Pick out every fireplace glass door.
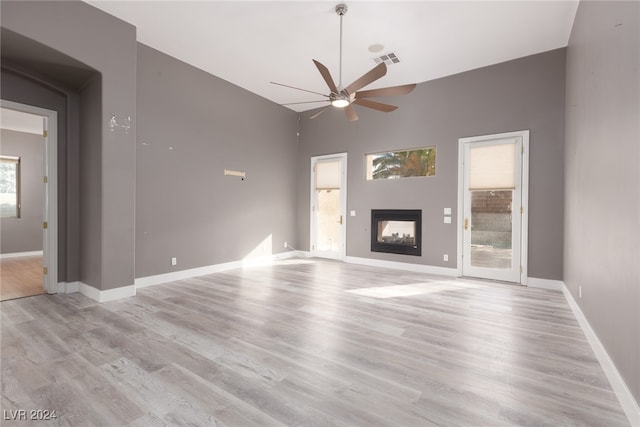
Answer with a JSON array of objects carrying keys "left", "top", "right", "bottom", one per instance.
[{"left": 371, "top": 210, "right": 421, "bottom": 256}]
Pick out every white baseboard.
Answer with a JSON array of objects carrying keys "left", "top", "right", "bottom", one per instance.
[
  {"left": 135, "top": 251, "right": 302, "bottom": 289},
  {"left": 78, "top": 282, "right": 136, "bottom": 302},
  {"left": 527, "top": 277, "right": 564, "bottom": 291},
  {"left": 0, "top": 250, "right": 43, "bottom": 259},
  {"left": 56, "top": 281, "right": 80, "bottom": 294},
  {"left": 345, "top": 256, "right": 458, "bottom": 277},
  {"left": 56, "top": 281, "right": 134, "bottom": 302},
  {"left": 562, "top": 284, "right": 640, "bottom": 425},
  {"left": 136, "top": 260, "right": 242, "bottom": 288}
]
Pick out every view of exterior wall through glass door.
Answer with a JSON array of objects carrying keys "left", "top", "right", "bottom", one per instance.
[
  {"left": 468, "top": 142, "right": 516, "bottom": 270},
  {"left": 315, "top": 159, "right": 342, "bottom": 253}
]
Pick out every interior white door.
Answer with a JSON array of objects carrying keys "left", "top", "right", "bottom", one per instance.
[
  {"left": 310, "top": 154, "right": 347, "bottom": 260},
  {"left": 1, "top": 100, "right": 58, "bottom": 293},
  {"left": 460, "top": 132, "right": 528, "bottom": 283}
]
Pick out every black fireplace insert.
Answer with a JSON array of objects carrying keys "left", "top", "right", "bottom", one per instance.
[{"left": 371, "top": 209, "right": 422, "bottom": 256}]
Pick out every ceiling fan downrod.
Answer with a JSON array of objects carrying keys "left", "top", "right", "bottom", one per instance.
[{"left": 336, "top": 3, "right": 348, "bottom": 90}]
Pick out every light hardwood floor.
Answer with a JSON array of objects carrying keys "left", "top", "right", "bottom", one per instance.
[
  {"left": 0, "top": 256, "right": 45, "bottom": 301},
  {"left": 0, "top": 259, "right": 630, "bottom": 426}
]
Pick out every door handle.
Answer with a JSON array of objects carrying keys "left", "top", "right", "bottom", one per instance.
[
  {"left": 338, "top": 215, "right": 343, "bottom": 225},
  {"left": 464, "top": 218, "right": 469, "bottom": 230}
]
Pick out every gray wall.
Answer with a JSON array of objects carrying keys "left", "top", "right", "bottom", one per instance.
[
  {"left": 2, "top": 1, "right": 137, "bottom": 290},
  {"left": 79, "top": 75, "right": 103, "bottom": 288},
  {"left": 0, "top": 129, "right": 44, "bottom": 254},
  {"left": 135, "top": 44, "right": 299, "bottom": 278},
  {"left": 564, "top": 1, "right": 640, "bottom": 404},
  {"left": 297, "top": 49, "right": 566, "bottom": 280}
]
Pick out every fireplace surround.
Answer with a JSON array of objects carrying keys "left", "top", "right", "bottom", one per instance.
[{"left": 371, "top": 209, "right": 422, "bottom": 256}]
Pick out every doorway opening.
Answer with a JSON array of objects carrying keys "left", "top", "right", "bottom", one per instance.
[
  {"left": 310, "top": 153, "right": 347, "bottom": 260},
  {"left": 0, "top": 100, "right": 57, "bottom": 300},
  {"left": 458, "top": 130, "right": 529, "bottom": 284}
]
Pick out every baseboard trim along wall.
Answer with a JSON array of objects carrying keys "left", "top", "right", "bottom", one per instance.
[
  {"left": 562, "top": 283, "right": 640, "bottom": 425},
  {"left": 58, "top": 281, "right": 136, "bottom": 303},
  {"left": 526, "top": 277, "right": 564, "bottom": 291},
  {"left": 135, "top": 250, "right": 304, "bottom": 289},
  {"left": 0, "top": 250, "right": 43, "bottom": 259},
  {"left": 345, "top": 256, "right": 459, "bottom": 277}
]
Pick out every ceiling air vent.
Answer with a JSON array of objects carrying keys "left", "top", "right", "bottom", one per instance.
[{"left": 373, "top": 52, "right": 400, "bottom": 65}]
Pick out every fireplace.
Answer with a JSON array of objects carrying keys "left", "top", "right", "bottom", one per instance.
[{"left": 371, "top": 209, "right": 422, "bottom": 256}]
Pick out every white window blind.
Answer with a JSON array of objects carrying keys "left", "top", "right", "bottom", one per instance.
[
  {"left": 0, "top": 155, "right": 20, "bottom": 218},
  {"left": 469, "top": 141, "right": 516, "bottom": 190},
  {"left": 315, "top": 160, "right": 341, "bottom": 190}
]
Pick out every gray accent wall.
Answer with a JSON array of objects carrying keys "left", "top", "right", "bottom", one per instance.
[
  {"left": 135, "top": 44, "right": 299, "bottom": 278},
  {"left": 564, "top": 1, "right": 640, "bottom": 404},
  {"left": 297, "top": 49, "right": 566, "bottom": 280},
  {"left": 0, "top": 129, "right": 44, "bottom": 254},
  {"left": 2, "top": 1, "right": 137, "bottom": 290}
]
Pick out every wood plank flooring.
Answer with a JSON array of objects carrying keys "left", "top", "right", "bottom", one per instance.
[
  {"left": 0, "top": 256, "right": 45, "bottom": 301},
  {"left": 0, "top": 259, "right": 630, "bottom": 426}
]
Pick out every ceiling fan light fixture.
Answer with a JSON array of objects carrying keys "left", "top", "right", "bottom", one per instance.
[
  {"left": 330, "top": 92, "right": 350, "bottom": 108},
  {"left": 331, "top": 99, "right": 350, "bottom": 108}
]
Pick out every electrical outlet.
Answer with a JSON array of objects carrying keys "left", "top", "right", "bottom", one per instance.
[
  {"left": 171, "top": 257, "right": 177, "bottom": 266},
  {"left": 284, "top": 242, "right": 288, "bottom": 248},
  {"left": 443, "top": 254, "right": 448, "bottom": 262}
]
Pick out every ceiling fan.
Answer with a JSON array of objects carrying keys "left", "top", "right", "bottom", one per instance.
[{"left": 271, "top": 3, "right": 417, "bottom": 122}]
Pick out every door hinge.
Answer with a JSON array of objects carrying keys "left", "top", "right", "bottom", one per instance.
[
  {"left": 43, "top": 130, "right": 48, "bottom": 138},
  {"left": 43, "top": 267, "right": 48, "bottom": 275},
  {"left": 520, "top": 265, "right": 523, "bottom": 273},
  {"left": 520, "top": 206, "right": 524, "bottom": 214},
  {"left": 43, "top": 176, "right": 48, "bottom": 184},
  {"left": 521, "top": 145, "right": 524, "bottom": 154},
  {"left": 43, "top": 221, "right": 48, "bottom": 229}
]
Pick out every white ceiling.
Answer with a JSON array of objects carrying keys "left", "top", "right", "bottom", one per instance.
[{"left": 86, "top": 1, "right": 579, "bottom": 112}]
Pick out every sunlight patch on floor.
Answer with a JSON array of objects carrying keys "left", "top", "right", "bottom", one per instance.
[{"left": 346, "top": 280, "right": 487, "bottom": 299}]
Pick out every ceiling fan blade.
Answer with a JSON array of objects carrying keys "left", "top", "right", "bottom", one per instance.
[
  {"left": 282, "top": 100, "right": 330, "bottom": 106},
  {"left": 312, "top": 60, "right": 338, "bottom": 94},
  {"left": 343, "top": 62, "right": 387, "bottom": 95},
  {"left": 344, "top": 105, "right": 358, "bottom": 122},
  {"left": 270, "top": 81, "right": 328, "bottom": 97},
  {"left": 309, "top": 106, "right": 331, "bottom": 120},
  {"left": 353, "top": 98, "right": 397, "bottom": 112},
  {"left": 355, "top": 83, "right": 417, "bottom": 99}
]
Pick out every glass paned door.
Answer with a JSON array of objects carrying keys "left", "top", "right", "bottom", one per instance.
[
  {"left": 311, "top": 154, "right": 347, "bottom": 260},
  {"left": 462, "top": 135, "right": 525, "bottom": 283}
]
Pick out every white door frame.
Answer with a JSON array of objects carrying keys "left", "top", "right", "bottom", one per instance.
[
  {"left": 1, "top": 99, "right": 58, "bottom": 293},
  {"left": 310, "top": 153, "right": 347, "bottom": 261},
  {"left": 457, "top": 130, "right": 529, "bottom": 284}
]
